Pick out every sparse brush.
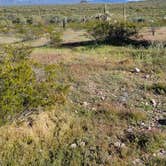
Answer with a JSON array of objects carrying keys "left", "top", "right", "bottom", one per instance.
[{"left": 147, "top": 83, "right": 166, "bottom": 95}]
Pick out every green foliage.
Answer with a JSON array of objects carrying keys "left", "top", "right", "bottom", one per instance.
[
  {"left": 49, "top": 31, "right": 62, "bottom": 47},
  {"left": 26, "top": 17, "right": 33, "bottom": 24},
  {"left": 88, "top": 21, "right": 138, "bottom": 43},
  {"left": 0, "top": 46, "right": 68, "bottom": 125}
]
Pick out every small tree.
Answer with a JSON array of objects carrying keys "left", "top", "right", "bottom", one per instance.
[{"left": 88, "top": 21, "right": 138, "bottom": 43}]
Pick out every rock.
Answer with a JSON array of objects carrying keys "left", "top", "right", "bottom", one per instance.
[
  {"left": 145, "top": 74, "right": 150, "bottom": 79},
  {"left": 121, "top": 143, "right": 126, "bottom": 148},
  {"left": 140, "top": 122, "right": 145, "bottom": 127},
  {"left": 114, "top": 142, "right": 121, "bottom": 148},
  {"left": 119, "top": 96, "right": 127, "bottom": 103},
  {"left": 101, "top": 96, "right": 105, "bottom": 101},
  {"left": 80, "top": 141, "right": 86, "bottom": 147},
  {"left": 127, "top": 128, "right": 133, "bottom": 133},
  {"left": 153, "top": 153, "right": 157, "bottom": 157},
  {"left": 119, "top": 92, "right": 129, "bottom": 103},
  {"left": 150, "top": 99, "right": 157, "bottom": 107},
  {"left": 155, "top": 150, "right": 166, "bottom": 158},
  {"left": 114, "top": 142, "right": 125, "bottom": 148},
  {"left": 145, "top": 102, "right": 149, "bottom": 106},
  {"left": 92, "top": 107, "right": 96, "bottom": 111},
  {"left": 134, "top": 68, "right": 140, "bottom": 73},
  {"left": 75, "top": 110, "right": 78, "bottom": 114},
  {"left": 83, "top": 101, "right": 88, "bottom": 107},
  {"left": 70, "top": 143, "right": 77, "bottom": 149},
  {"left": 132, "top": 159, "right": 144, "bottom": 166}
]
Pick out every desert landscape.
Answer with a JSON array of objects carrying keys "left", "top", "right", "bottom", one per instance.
[{"left": 0, "top": 0, "right": 165, "bottom": 165}]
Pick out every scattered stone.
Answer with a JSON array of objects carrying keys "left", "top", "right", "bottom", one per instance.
[
  {"left": 114, "top": 142, "right": 121, "bottom": 148},
  {"left": 119, "top": 96, "right": 127, "bottom": 103},
  {"left": 154, "top": 150, "right": 166, "bottom": 158},
  {"left": 148, "top": 126, "right": 152, "bottom": 130},
  {"left": 80, "top": 141, "right": 86, "bottom": 147},
  {"left": 132, "top": 159, "right": 144, "bottom": 166},
  {"left": 121, "top": 143, "right": 126, "bottom": 148},
  {"left": 127, "top": 128, "right": 133, "bottom": 133},
  {"left": 101, "top": 96, "right": 105, "bottom": 101},
  {"left": 145, "top": 102, "right": 149, "bottom": 106},
  {"left": 70, "top": 143, "right": 77, "bottom": 149},
  {"left": 92, "top": 107, "right": 96, "bottom": 111},
  {"left": 150, "top": 99, "right": 157, "bottom": 107},
  {"left": 123, "top": 92, "right": 129, "bottom": 97},
  {"left": 140, "top": 122, "right": 145, "bottom": 127},
  {"left": 134, "top": 67, "right": 141, "bottom": 73},
  {"left": 153, "top": 153, "right": 157, "bottom": 157},
  {"left": 75, "top": 110, "right": 78, "bottom": 114},
  {"left": 158, "top": 150, "right": 166, "bottom": 157},
  {"left": 145, "top": 74, "right": 150, "bottom": 79},
  {"left": 98, "top": 91, "right": 103, "bottom": 95},
  {"left": 114, "top": 142, "right": 125, "bottom": 148},
  {"left": 83, "top": 101, "right": 88, "bottom": 107}
]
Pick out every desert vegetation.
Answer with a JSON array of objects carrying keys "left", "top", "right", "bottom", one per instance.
[{"left": 0, "top": 0, "right": 165, "bottom": 165}]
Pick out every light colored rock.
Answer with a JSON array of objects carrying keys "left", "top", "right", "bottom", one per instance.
[
  {"left": 92, "top": 107, "right": 96, "bottom": 111},
  {"left": 119, "top": 96, "right": 127, "bottom": 103},
  {"left": 114, "top": 142, "right": 121, "bottom": 148},
  {"left": 80, "top": 141, "right": 86, "bottom": 147},
  {"left": 134, "top": 67, "right": 140, "bottom": 73},
  {"left": 145, "top": 75, "right": 150, "bottom": 79},
  {"left": 127, "top": 128, "right": 133, "bottom": 133},
  {"left": 132, "top": 159, "right": 144, "bottom": 166},
  {"left": 101, "top": 96, "right": 105, "bottom": 101},
  {"left": 151, "top": 99, "right": 157, "bottom": 107},
  {"left": 121, "top": 143, "right": 126, "bottom": 148},
  {"left": 70, "top": 143, "right": 77, "bottom": 149},
  {"left": 83, "top": 101, "right": 88, "bottom": 107},
  {"left": 114, "top": 142, "right": 125, "bottom": 148}
]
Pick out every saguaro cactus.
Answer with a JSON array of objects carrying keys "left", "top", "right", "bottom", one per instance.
[{"left": 62, "top": 17, "right": 67, "bottom": 29}]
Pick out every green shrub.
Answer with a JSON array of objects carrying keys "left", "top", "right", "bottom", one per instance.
[
  {"left": 87, "top": 21, "right": 138, "bottom": 43},
  {"left": 0, "top": 46, "right": 68, "bottom": 125},
  {"left": 49, "top": 31, "right": 62, "bottom": 47},
  {"left": 26, "top": 17, "right": 33, "bottom": 24}
]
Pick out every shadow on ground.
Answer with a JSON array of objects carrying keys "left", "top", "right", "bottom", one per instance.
[{"left": 61, "top": 39, "right": 166, "bottom": 49}]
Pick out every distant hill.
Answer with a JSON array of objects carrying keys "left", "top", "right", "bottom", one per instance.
[{"left": 0, "top": 0, "right": 143, "bottom": 5}]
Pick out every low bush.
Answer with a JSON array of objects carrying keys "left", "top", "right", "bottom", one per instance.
[
  {"left": 87, "top": 21, "right": 138, "bottom": 43},
  {"left": 0, "top": 45, "right": 68, "bottom": 125}
]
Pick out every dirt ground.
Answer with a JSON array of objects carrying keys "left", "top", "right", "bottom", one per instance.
[{"left": 139, "top": 27, "right": 166, "bottom": 42}]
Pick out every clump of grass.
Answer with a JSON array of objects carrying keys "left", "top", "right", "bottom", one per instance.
[
  {"left": 124, "top": 129, "right": 165, "bottom": 153},
  {"left": 147, "top": 83, "right": 166, "bottom": 95},
  {"left": 117, "top": 110, "right": 147, "bottom": 124},
  {"left": 148, "top": 157, "right": 166, "bottom": 166}
]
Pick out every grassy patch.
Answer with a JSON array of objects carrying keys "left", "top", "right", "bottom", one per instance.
[{"left": 147, "top": 83, "right": 166, "bottom": 95}]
